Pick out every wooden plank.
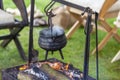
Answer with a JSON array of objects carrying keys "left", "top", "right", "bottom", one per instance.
[
  {"left": 111, "top": 50, "right": 120, "bottom": 63},
  {"left": 99, "top": 0, "right": 117, "bottom": 18},
  {"left": 100, "top": 19, "right": 120, "bottom": 43},
  {"left": 92, "top": 27, "right": 117, "bottom": 54},
  {"left": 66, "top": 20, "right": 80, "bottom": 39},
  {"left": 105, "top": 10, "right": 119, "bottom": 19}
]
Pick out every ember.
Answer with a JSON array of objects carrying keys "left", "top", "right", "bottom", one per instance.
[
  {"left": 19, "top": 65, "right": 28, "bottom": 71},
  {"left": 2, "top": 58, "right": 95, "bottom": 80},
  {"left": 64, "top": 63, "right": 69, "bottom": 70},
  {"left": 47, "top": 62, "right": 63, "bottom": 70}
]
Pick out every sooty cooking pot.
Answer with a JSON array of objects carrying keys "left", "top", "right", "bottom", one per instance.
[
  {"left": 38, "top": 26, "right": 67, "bottom": 51},
  {"left": 38, "top": 25, "right": 67, "bottom": 60}
]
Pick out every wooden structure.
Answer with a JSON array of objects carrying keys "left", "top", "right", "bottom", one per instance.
[
  {"left": 0, "top": 0, "right": 28, "bottom": 60},
  {"left": 92, "top": 0, "right": 120, "bottom": 54},
  {"left": 64, "top": 0, "right": 120, "bottom": 54},
  {"left": 111, "top": 11, "right": 120, "bottom": 63},
  {"left": 111, "top": 50, "right": 120, "bottom": 63}
]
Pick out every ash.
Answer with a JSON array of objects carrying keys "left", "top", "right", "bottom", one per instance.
[{"left": 24, "top": 66, "right": 49, "bottom": 80}]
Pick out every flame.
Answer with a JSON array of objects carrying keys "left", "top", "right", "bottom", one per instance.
[
  {"left": 52, "top": 62, "right": 63, "bottom": 70},
  {"left": 47, "top": 62, "right": 63, "bottom": 70},
  {"left": 19, "top": 65, "right": 28, "bottom": 71},
  {"left": 64, "top": 63, "right": 69, "bottom": 70},
  {"left": 47, "top": 62, "right": 70, "bottom": 71}
]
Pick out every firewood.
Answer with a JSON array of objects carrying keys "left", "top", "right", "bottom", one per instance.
[{"left": 17, "top": 72, "right": 33, "bottom": 80}]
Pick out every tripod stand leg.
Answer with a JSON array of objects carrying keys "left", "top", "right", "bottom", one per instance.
[
  {"left": 45, "top": 50, "right": 49, "bottom": 60},
  {"left": 59, "top": 49, "right": 64, "bottom": 59}
]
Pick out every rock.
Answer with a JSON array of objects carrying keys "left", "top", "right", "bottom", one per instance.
[
  {"left": 6, "top": 4, "right": 45, "bottom": 20},
  {"left": 33, "top": 18, "right": 48, "bottom": 27},
  {"left": 27, "top": 4, "right": 44, "bottom": 20}
]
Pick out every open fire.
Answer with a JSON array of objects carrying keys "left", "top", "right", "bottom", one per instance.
[{"left": 2, "top": 58, "right": 95, "bottom": 80}]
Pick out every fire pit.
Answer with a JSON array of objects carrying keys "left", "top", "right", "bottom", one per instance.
[
  {"left": 2, "top": 58, "right": 95, "bottom": 80},
  {"left": 1, "top": 1, "right": 98, "bottom": 80}
]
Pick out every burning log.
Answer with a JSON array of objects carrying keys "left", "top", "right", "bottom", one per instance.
[
  {"left": 40, "top": 64, "right": 70, "bottom": 80},
  {"left": 18, "top": 66, "right": 49, "bottom": 80},
  {"left": 17, "top": 64, "right": 69, "bottom": 80},
  {"left": 2, "top": 58, "right": 95, "bottom": 80},
  {"left": 64, "top": 63, "right": 69, "bottom": 70},
  {"left": 18, "top": 72, "right": 34, "bottom": 80},
  {"left": 17, "top": 59, "right": 92, "bottom": 80},
  {"left": 46, "top": 62, "right": 63, "bottom": 70}
]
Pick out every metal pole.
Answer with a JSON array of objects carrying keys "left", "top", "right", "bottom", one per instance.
[
  {"left": 0, "top": 0, "right": 3, "bottom": 9},
  {"left": 83, "top": 9, "right": 92, "bottom": 80},
  {"left": 28, "top": 0, "right": 35, "bottom": 64}
]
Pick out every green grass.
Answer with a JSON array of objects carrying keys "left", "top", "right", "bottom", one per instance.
[{"left": 0, "top": 0, "right": 120, "bottom": 80}]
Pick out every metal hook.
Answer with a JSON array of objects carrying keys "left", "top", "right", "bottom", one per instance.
[
  {"left": 44, "top": 1, "right": 56, "bottom": 16},
  {"left": 44, "top": 1, "right": 56, "bottom": 40},
  {"left": 44, "top": 1, "right": 56, "bottom": 27},
  {"left": 81, "top": 7, "right": 90, "bottom": 16}
]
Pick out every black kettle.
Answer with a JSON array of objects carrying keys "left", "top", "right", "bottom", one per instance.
[{"left": 38, "top": 25, "right": 67, "bottom": 60}]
